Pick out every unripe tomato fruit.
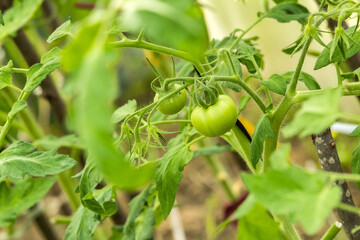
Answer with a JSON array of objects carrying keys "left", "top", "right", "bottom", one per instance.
[
  {"left": 328, "top": 1, "right": 354, "bottom": 20},
  {"left": 155, "top": 84, "right": 187, "bottom": 115},
  {"left": 191, "top": 95, "right": 238, "bottom": 137}
]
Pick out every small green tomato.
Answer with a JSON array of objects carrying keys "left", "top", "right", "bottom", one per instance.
[
  {"left": 155, "top": 84, "right": 187, "bottom": 115},
  {"left": 191, "top": 95, "right": 238, "bottom": 137}
]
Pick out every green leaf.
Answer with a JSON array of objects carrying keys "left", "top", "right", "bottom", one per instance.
[
  {"left": 0, "top": 11, "right": 4, "bottom": 26},
  {"left": 269, "top": 144, "right": 291, "bottom": 170},
  {"left": 282, "top": 87, "right": 342, "bottom": 138},
  {"left": 238, "top": 95, "right": 251, "bottom": 113},
  {"left": 250, "top": 115, "right": 274, "bottom": 167},
  {"left": 0, "top": 141, "right": 77, "bottom": 179},
  {"left": 155, "top": 134, "right": 193, "bottom": 219},
  {"left": 299, "top": 72, "right": 321, "bottom": 90},
  {"left": 238, "top": 202, "right": 285, "bottom": 240},
  {"left": 281, "top": 71, "right": 320, "bottom": 90},
  {"left": 193, "top": 144, "right": 232, "bottom": 158},
  {"left": 64, "top": 186, "right": 114, "bottom": 240},
  {"left": 8, "top": 100, "right": 27, "bottom": 118},
  {"left": 47, "top": 19, "right": 73, "bottom": 43},
  {"left": 111, "top": 100, "right": 137, "bottom": 123},
  {"left": 351, "top": 145, "right": 360, "bottom": 188},
  {"left": 33, "top": 134, "right": 83, "bottom": 150},
  {"left": 82, "top": 188, "right": 118, "bottom": 216},
  {"left": 262, "top": 3, "right": 309, "bottom": 24},
  {"left": 122, "top": 0, "right": 209, "bottom": 57},
  {"left": 24, "top": 47, "right": 62, "bottom": 92},
  {"left": 261, "top": 74, "right": 287, "bottom": 95},
  {"left": 236, "top": 41, "right": 264, "bottom": 74},
  {"left": 67, "top": 18, "right": 155, "bottom": 190},
  {"left": 0, "top": 60, "right": 13, "bottom": 90},
  {"left": 123, "top": 185, "right": 155, "bottom": 240},
  {"left": 77, "top": 160, "right": 118, "bottom": 216},
  {"left": 315, "top": 27, "right": 360, "bottom": 70},
  {"left": 0, "top": 177, "right": 56, "bottom": 227},
  {"left": 135, "top": 208, "right": 155, "bottom": 240},
  {"left": 349, "top": 126, "right": 360, "bottom": 138},
  {"left": 241, "top": 167, "right": 342, "bottom": 234},
  {"left": 0, "top": 0, "right": 43, "bottom": 41},
  {"left": 350, "top": 127, "right": 360, "bottom": 188}
]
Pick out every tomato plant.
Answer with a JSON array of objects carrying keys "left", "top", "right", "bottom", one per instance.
[{"left": 2, "top": 0, "right": 360, "bottom": 240}]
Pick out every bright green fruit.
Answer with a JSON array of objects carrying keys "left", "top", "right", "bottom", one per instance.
[{"left": 191, "top": 95, "right": 238, "bottom": 137}]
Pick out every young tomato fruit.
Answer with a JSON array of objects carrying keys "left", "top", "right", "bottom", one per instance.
[
  {"left": 191, "top": 95, "right": 238, "bottom": 137},
  {"left": 155, "top": 85, "right": 187, "bottom": 115}
]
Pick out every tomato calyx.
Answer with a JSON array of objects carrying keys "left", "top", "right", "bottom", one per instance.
[{"left": 193, "top": 77, "right": 219, "bottom": 109}]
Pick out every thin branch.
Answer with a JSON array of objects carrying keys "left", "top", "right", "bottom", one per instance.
[{"left": 311, "top": 128, "right": 360, "bottom": 240}]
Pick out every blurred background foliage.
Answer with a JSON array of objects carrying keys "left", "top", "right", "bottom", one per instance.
[{"left": 0, "top": 0, "right": 359, "bottom": 239}]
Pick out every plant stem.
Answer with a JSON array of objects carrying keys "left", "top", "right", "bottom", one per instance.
[
  {"left": 250, "top": 56, "right": 273, "bottom": 106},
  {"left": 337, "top": 203, "right": 360, "bottom": 215},
  {"left": 12, "top": 67, "right": 28, "bottom": 73},
  {"left": 108, "top": 39, "right": 205, "bottom": 73},
  {"left": 339, "top": 112, "right": 360, "bottom": 124},
  {"left": 57, "top": 172, "right": 80, "bottom": 211},
  {"left": 335, "top": 63, "right": 342, "bottom": 86},
  {"left": 273, "top": 214, "right": 302, "bottom": 240},
  {"left": 326, "top": 172, "right": 360, "bottom": 182},
  {"left": 320, "top": 221, "right": 342, "bottom": 240},
  {"left": 229, "top": 17, "right": 264, "bottom": 51},
  {"left": 216, "top": 76, "right": 267, "bottom": 113}
]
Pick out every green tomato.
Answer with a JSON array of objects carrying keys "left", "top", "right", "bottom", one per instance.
[
  {"left": 155, "top": 85, "right": 187, "bottom": 115},
  {"left": 328, "top": 1, "right": 354, "bottom": 20},
  {"left": 191, "top": 95, "right": 238, "bottom": 137}
]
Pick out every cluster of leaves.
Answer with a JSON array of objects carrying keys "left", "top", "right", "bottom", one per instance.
[{"left": 2, "top": 0, "right": 360, "bottom": 239}]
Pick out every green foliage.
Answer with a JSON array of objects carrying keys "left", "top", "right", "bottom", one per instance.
[
  {"left": 242, "top": 167, "right": 342, "bottom": 234},
  {"left": 47, "top": 19, "right": 73, "bottom": 43},
  {"left": 0, "top": 177, "right": 56, "bottom": 227},
  {"left": 66, "top": 14, "right": 155, "bottom": 190},
  {"left": 315, "top": 27, "right": 360, "bottom": 70},
  {"left": 237, "top": 203, "right": 285, "bottom": 240},
  {"left": 122, "top": 185, "right": 155, "bottom": 240},
  {"left": 8, "top": 100, "right": 27, "bottom": 118},
  {"left": 155, "top": 133, "right": 193, "bottom": 219},
  {"left": 111, "top": 99, "right": 137, "bottom": 123},
  {"left": 350, "top": 127, "right": 360, "bottom": 188},
  {"left": 0, "top": 61, "right": 13, "bottom": 90},
  {"left": 122, "top": 0, "right": 209, "bottom": 57},
  {"left": 0, "top": 141, "right": 76, "bottom": 179},
  {"left": 193, "top": 144, "right": 232, "bottom": 158},
  {"left": 65, "top": 186, "right": 115, "bottom": 240},
  {"left": 282, "top": 88, "right": 343, "bottom": 138},
  {"left": 33, "top": 134, "right": 83, "bottom": 150},
  {"left": 262, "top": 2, "right": 309, "bottom": 24},
  {"left": 250, "top": 115, "right": 274, "bottom": 167},
  {"left": 24, "top": 47, "right": 62, "bottom": 92},
  {"left": 0, "top": 0, "right": 43, "bottom": 41},
  {"left": 261, "top": 74, "right": 288, "bottom": 95},
  {"left": 0, "top": 11, "right": 4, "bottom": 26}
]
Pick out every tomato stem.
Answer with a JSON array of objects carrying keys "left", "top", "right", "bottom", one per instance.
[{"left": 320, "top": 222, "right": 342, "bottom": 240}]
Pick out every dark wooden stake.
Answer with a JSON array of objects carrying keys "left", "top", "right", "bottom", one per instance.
[{"left": 312, "top": 128, "right": 360, "bottom": 239}]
